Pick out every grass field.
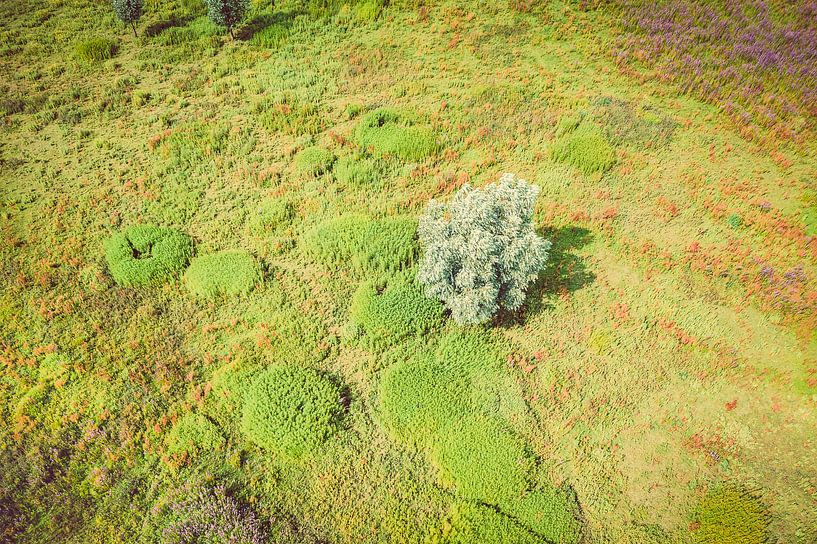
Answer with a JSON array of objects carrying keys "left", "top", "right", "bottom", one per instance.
[{"left": 1, "top": 0, "right": 816, "bottom": 542}]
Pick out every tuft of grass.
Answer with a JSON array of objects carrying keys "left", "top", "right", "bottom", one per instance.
[
  {"left": 164, "top": 413, "right": 225, "bottom": 457},
  {"left": 333, "top": 155, "right": 385, "bottom": 186},
  {"left": 248, "top": 197, "right": 295, "bottom": 235},
  {"left": 104, "top": 225, "right": 193, "bottom": 287},
  {"left": 551, "top": 120, "right": 616, "bottom": 175},
  {"left": 251, "top": 20, "right": 291, "bottom": 48},
  {"left": 241, "top": 366, "right": 344, "bottom": 459},
  {"left": 355, "top": 0, "right": 383, "bottom": 22},
  {"left": 258, "top": 96, "right": 326, "bottom": 136},
  {"left": 74, "top": 37, "right": 117, "bottom": 63},
  {"left": 183, "top": 250, "right": 262, "bottom": 298},
  {"left": 691, "top": 484, "right": 770, "bottom": 544},
  {"left": 350, "top": 272, "right": 445, "bottom": 342},
  {"left": 354, "top": 107, "right": 437, "bottom": 161},
  {"left": 293, "top": 146, "right": 335, "bottom": 177},
  {"left": 301, "top": 215, "right": 418, "bottom": 274}
]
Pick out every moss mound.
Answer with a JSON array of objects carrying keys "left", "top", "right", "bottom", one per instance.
[
  {"left": 350, "top": 274, "right": 444, "bottom": 341},
  {"left": 104, "top": 225, "right": 193, "bottom": 287},
  {"left": 248, "top": 198, "right": 295, "bottom": 235},
  {"left": 354, "top": 108, "right": 437, "bottom": 161},
  {"left": 429, "top": 501, "right": 541, "bottom": 544},
  {"left": 164, "top": 413, "right": 225, "bottom": 457},
  {"left": 334, "top": 155, "right": 385, "bottom": 186},
  {"left": 183, "top": 250, "right": 262, "bottom": 298},
  {"left": 241, "top": 366, "right": 344, "bottom": 459},
  {"left": 551, "top": 120, "right": 616, "bottom": 175},
  {"left": 691, "top": 484, "right": 770, "bottom": 544},
  {"left": 301, "top": 215, "right": 417, "bottom": 274},
  {"left": 293, "top": 146, "right": 335, "bottom": 177}
]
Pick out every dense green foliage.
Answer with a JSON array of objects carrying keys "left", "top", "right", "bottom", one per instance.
[
  {"left": 204, "top": 0, "right": 250, "bottom": 37},
  {"left": 241, "top": 366, "right": 344, "bottom": 459},
  {"left": 111, "top": 0, "right": 142, "bottom": 36},
  {"left": 248, "top": 197, "right": 295, "bottom": 235},
  {"left": 354, "top": 107, "right": 437, "bottom": 161},
  {"left": 74, "top": 37, "right": 117, "bottom": 63},
  {"left": 418, "top": 175, "right": 550, "bottom": 324},
  {"left": 350, "top": 273, "right": 445, "bottom": 341},
  {"left": 551, "top": 120, "right": 616, "bottom": 175},
  {"left": 104, "top": 225, "right": 193, "bottom": 287},
  {"left": 302, "top": 215, "right": 418, "bottom": 274},
  {"left": 691, "top": 485, "right": 770, "bottom": 544},
  {"left": 164, "top": 413, "right": 225, "bottom": 457},
  {"left": 429, "top": 501, "right": 540, "bottom": 544},
  {"left": 334, "top": 155, "right": 384, "bottom": 186},
  {"left": 183, "top": 250, "right": 262, "bottom": 298},
  {"left": 293, "top": 146, "right": 335, "bottom": 177}
]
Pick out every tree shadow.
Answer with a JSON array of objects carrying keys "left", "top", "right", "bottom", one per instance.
[
  {"left": 497, "top": 226, "right": 595, "bottom": 326},
  {"left": 144, "top": 14, "right": 195, "bottom": 37},
  {"left": 235, "top": 10, "right": 298, "bottom": 41}
]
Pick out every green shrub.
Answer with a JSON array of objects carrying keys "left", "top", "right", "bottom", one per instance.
[
  {"left": 241, "top": 366, "right": 344, "bottom": 459},
  {"left": 355, "top": 0, "right": 383, "bottom": 21},
  {"left": 183, "top": 250, "right": 262, "bottom": 298},
  {"left": 551, "top": 120, "right": 616, "bottom": 175},
  {"left": 74, "top": 37, "right": 117, "bottom": 63},
  {"left": 354, "top": 107, "right": 437, "bottom": 161},
  {"left": 301, "top": 215, "right": 417, "bottom": 274},
  {"left": 248, "top": 198, "right": 295, "bottom": 235},
  {"left": 104, "top": 225, "right": 193, "bottom": 287},
  {"left": 294, "top": 146, "right": 335, "bottom": 177},
  {"left": 333, "top": 155, "right": 385, "bottom": 186},
  {"left": 418, "top": 174, "right": 550, "bottom": 325},
  {"left": 165, "top": 413, "right": 225, "bottom": 457},
  {"left": 691, "top": 484, "right": 770, "bottom": 544},
  {"left": 112, "top": 0, "right": 143, "bottom": 37},
  {"left": 429, "top": 501, "right": 540, "bottom": 544},
  {"left": 350, "top": 273, "right": 445, "bottom": 341}
]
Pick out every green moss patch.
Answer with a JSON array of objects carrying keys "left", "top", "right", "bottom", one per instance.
[
  {"left": 691, "top": 484, "right": 770, "bottom": 544},
  {"left": 241, "top": 366, "right": 344, "bottom": 459},
  {"left": 104, "top": 225, "right": 193, "bottom": 287},
  {"left": 293, "top": 146, "right": 335, "bottom": 177},
  {"left": 350, "top": 273, "right": 444, "bottom": 342},
  {"left": 551, "top": 120, "right": 616, "bottom": 175},
  {"left": 301, "top": 215, "right": 417, "bottom": 274},
  {"left": 164, "top": 413, "right": 225, "bottom": 457},
  {"left": 183, "top": 250, "right": 262, "bottom": 298},
  {"left": 248, "top": 197, "right": 295, "bottom": 235},
  {"left": 430, "top": 501, "right": 540, "bottom": 544},
  {"left": 354, "top": 108, "right": 437, "bottom": 161}
]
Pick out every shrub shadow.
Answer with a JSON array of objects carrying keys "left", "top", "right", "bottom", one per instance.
[
  {"left": 236, "top": 11, "right": 298, "bottom": 41},
  {"left": 498, "top": 226, "right": 595, "bottom": 325}
]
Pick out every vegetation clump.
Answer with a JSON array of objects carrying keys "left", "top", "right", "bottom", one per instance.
[
  {"left": 429, "top": 501, "right": 540, "bottom": 544},
  {"left": 334, "top": 155, "right": 385, "bottom": 187},
  {"left": 183, "top": 250, "right": 262, "bottom": 298},
  {"left": 293, "top": 146, "right": 335, "bottom": 177},
  {"left": 350, "top": 273, "right": 445, "bottom": 341},
  {"left": 74, "top": 37, "right": 117, "bottom": 63},
  {"left": 248, "top": 198, "right": 295, "bottom": 235},
  {"left": 104, "top": 225, "right": 193, "bottom": 287},
  {"left": 551, "top": 119, "right": 616, "bottom": 175},
  {"left": 354, "top": 108, "right": 437, "bottom": 161},
  {"left": 241, "top": 366, "right": 344, "bottom": 459},
  {"left": 302, "top": 215, "right": 417, "bottom": 274},
  {"left": 691, "top": 484, "right": 770, "bottom": 544},
  {"left": 418, "top": 174, "right": 550, "bottom": 325},
  {"left": 164, "top": 413, "right": 225, "bottom": 457},
  {"left": 112, "top": 0, "right": 143, "bottom": 37}
]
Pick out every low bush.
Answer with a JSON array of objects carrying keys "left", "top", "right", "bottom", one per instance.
[
  {"left": 429, "top": 500, "right": 540, "bottom": 544},
  {"left": 104, "top": 225, "right": 193, "bottom": 287},
  {"left": 354, "top": 107, "right": 437, "bottom": 161},
  {"left": 691, "top": 484, "right": 770, "bottom": 544},
  {"left": 164, "top": 413, "right": 225, "bottom": 457},
  {"left": 183, "top": 250, "right": 262, "bottom": 298},
  {"left": 74, "top": 37, "right": 117, "bottom": 63},
  {"left": 418, "top": 175, "right": 550, "bottom": 325},
  {"left": 301, "top": 215, "right": 417, "bottom": 274},
  {"left": 350, "top": 273, "right": 445, "bottom": 341},
  {"left": 241, "top": 366, "right": 344, "bottom": 459},
  {"left": 248, "top": 198, "right": 295, "bottom": 235},
  {"left": 293, "top": 146, "right": 335, "bottom": 177},
  {"left": 551, "top": 120, "right": 616, "bottom": 175},
  {"left": 333, "top": 155, "right": 384, "bottom": 186}
]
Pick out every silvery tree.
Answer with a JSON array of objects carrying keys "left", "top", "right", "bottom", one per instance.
[
  {"left": 204, "top": 0, "right": 250, "bottom": 39},
  {"left": 418, "top": 174, "right": 550, "bottom": 325},
  {"left": 112, "top": 0, "right": 143, "bottom": 37}
]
